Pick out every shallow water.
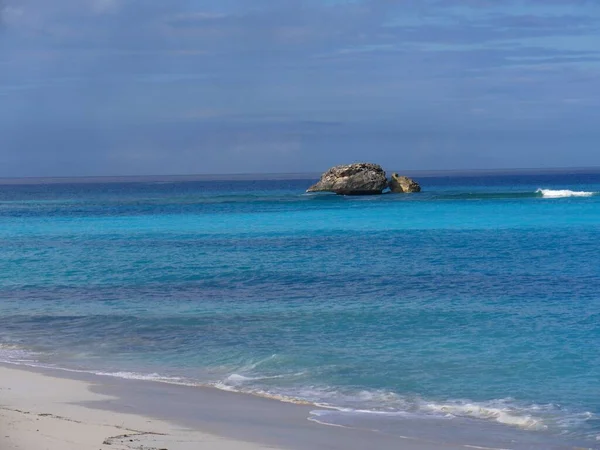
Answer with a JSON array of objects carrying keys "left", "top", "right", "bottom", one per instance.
[{"left": 1, "top": 171, "right": 599, "bottom": 445}]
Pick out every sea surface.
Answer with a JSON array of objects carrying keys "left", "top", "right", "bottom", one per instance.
[{"left": 1, "top": 170, "right": 599, "bottom": 448}]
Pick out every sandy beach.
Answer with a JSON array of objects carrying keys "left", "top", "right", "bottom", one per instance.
[{"left": 0, "top": 365, "right": 280, "bottom": 450}]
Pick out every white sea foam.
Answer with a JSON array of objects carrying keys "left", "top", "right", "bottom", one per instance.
[
  {"left": 92, "top": 371, "right": 184, "bottom": 383},
  {"left": 0, "top": 348, "right": 595, "bottom": 440},
  {"left": 209, "top": 380, "right": 594, "bottom": 435},
  {"left": 536, "top": 189, "right": 596, "bottom": 198},
  {"left": 238, "top": 354, "right": 279, "bottom": 371},
  {"left": 421, "top": 401, "right": 547, "bottom": 430},
  {"left": 307, "top": 398, "right": 547, "bottom": 431},
  {"left": 0, "top": 343, "right": 40, "bottom": 364},
  {"left": 224, "top": 373, "right": 289, "bottom": 383},
  {"left": 296, "top": 388, "right": 597, "bottom": 438},
  {"left": 306, "top": 416, "right": 357, "bottom": 430}
]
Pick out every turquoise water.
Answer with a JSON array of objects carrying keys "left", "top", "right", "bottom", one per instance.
[{"left": 1, "top": 173, "right": 599, "bottom": 444}]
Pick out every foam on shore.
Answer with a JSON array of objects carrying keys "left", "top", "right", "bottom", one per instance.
[{"left": 0, "top": 345, "right": 597, "bottom": 443}]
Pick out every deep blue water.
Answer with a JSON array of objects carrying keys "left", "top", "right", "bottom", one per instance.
[{"left": 1, "top": 172, "right": 599, "bottom": 445}]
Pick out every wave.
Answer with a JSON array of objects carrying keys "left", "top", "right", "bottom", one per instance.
[
  {"left": 209, "top": 375, "right": 596, "bottom": 437},
  {"left": 313, "top": 395, "right": 546, "bottom": 431},
  {"left": 307, "top": 398, "right": 598, "bottom": 442},
  {"left": 310, "top": 399, "right": 549, "bottom": 431},
  {"left": 0, "top": 343, "right": 41, "bottom": 363},
  {"left": 223, "top": 373, "right": 292, "bottom": 383},
  {"left": 420, "top": 400, "right": 546, "bottom": 430},
  {"left": 92, "top": 371, "right": 184, "bottom": 383},
  {"left": 0, "top": 349, "right": 596, "bottom": 441},
  {"left": 536, "top": 189, "right": 596, "bottom": 198}
]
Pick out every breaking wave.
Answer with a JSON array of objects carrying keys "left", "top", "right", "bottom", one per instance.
[
  {"left": 0, "top": 343, "right": 40, "bottom": 364},
  {"left": 536, "top": 189, "right": 596, "bottom": 198},
  {"left": 0, "top": 348, "right": 597, "bottom": 442},
  {"left": 420, "top": 400, "right": 547, "bottom": 430}
]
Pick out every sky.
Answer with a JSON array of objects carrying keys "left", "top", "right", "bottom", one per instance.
[{"left": 1, "top": 0, "right": 600, "bottom": 176}]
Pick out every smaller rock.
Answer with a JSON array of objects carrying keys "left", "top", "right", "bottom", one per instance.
[{"left": 389, "top": 173, "right": 421, "bottom": 193}]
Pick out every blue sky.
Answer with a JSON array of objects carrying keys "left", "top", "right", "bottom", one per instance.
[{"left": 1, "top": 0, "right": 600, "bottom": 176}]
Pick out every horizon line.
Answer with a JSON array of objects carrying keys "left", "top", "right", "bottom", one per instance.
[{"left": 1, "top": 165, "right": 600, "bottom": 185}]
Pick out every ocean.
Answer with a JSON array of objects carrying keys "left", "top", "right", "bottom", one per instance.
[{"left": 0, "top": 170, "right": 599, "bottom": 447}]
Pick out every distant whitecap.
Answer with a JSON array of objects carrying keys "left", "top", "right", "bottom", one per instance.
[{"left": 536, "top": 188, "right": 596, "bottom": 198}]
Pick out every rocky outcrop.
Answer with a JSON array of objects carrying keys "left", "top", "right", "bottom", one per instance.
[
  {"left": 307, "top": 163, "right": 388, "bottom": 195},
  {"left": 389, "top": 173, "right": 421, "bottom": 193}
]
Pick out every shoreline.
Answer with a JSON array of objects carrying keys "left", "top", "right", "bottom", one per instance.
[
  {"left": 0, "top": 363, "right": 593, "bottom": 450},
  {"left": 0, "top": 364, "right": 280, "bottom": 450}
]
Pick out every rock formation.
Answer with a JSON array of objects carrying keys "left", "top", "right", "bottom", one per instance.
[
  {"left": 306, "top": 163, "right": 388, "bottom": 195},
  {"left": 389, "top": 173, "right": 421, "bottom": 193}
]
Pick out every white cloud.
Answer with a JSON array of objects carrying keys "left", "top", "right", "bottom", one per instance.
[
  {"left": 91, "top": 0, "right": 120, "bottom": 15},
  {"left": 1, "top": 5, "right": 25, "bottom": 25}
]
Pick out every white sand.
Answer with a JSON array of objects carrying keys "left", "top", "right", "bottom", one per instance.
[{"left": 0, "top": 365, "right": 281, "bottom": 450}]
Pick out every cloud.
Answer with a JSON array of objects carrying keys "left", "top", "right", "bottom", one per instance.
[
  {"left": 1, "top": 0, "right": 600, "bottom": 175},
  {"left": 4, "top": 1, "right": 599, "bottom": 58},
  {"left": 431, "top": 0, "right": 599, "bottom": 7},
  {"left": 0, "top": 1, "right": 25, "bottom": 29},
  {"left": 91, "top": 0, "right": 120, "bottom": 15}
]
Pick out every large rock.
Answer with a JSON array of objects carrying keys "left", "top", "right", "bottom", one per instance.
[
  {"left": 389, "top": 173, "right": 421, "bottom": 193},
  {"left": 307, "top": 163, "right": 388, "bottom": 195}
]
